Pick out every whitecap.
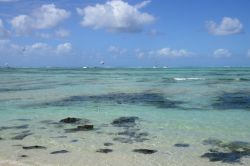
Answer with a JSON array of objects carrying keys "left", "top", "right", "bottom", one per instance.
[{"left": 174, "top": 77, "right": 204, "bottom": 81}]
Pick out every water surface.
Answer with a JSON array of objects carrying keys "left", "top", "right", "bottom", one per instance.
[{"left": 0, "top": 68, "right": 250, "bottom": 166}]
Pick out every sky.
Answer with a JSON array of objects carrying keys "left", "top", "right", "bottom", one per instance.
[{"left": 0, "top": 0, "right": 250, "bottom": 67}]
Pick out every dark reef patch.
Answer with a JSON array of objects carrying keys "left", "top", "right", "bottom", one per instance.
[
  {"left": 174, "top": 143, "right": 190, "bottom": 147},
  {"left": 31, "top": 92, "right": 183, "bottom": 109},
  {"left": 202, "top": 151, "right": 242, "bottom": 163},
  {"left": 201, "top": 139, "right": 250, "bottom": 163},
  {"left": 0, "top": 124, "right": 29, "bottom": 131},
  {"left": 0, "top": 85, "right": 55, "bottom": 92},
  {"left": 13, "top": 119, "right": 31, "bottom": 122},
  {"left": 212, "top": 91, "right": 250, "bottom": 110},
  {"left": 96, "top": 149, "right": 113, "bottom": 153},
  {"left": 40, "top": 120, "right": 60, "bottom": 125},
  {"left": 23, "top": 145, "right": 47, "bottom": 150},
  {"left": 133, "top": 149, "right": 157, "bottom": 154},
  {"left": 50, "top": 136, "right": 67, "bottom": 139},
  {"left": 50, "top": 150, "right": 69, "bottom": 154},
  {"left": 202, "top": 138, "right": 223, "bottom": 146}
]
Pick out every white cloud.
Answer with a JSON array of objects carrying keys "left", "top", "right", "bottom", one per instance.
[
  {"left": 0, "top": 41, "right": 72, "bottom": 56},
  {"left": 134, "top": 0, "right": 151, "bottom": 9},
  {"left": 55, "top": 29, "right": 70, "bottom": 38},
  {"left": 36, "top": 29, "right": 70, "bottom": 39},
  {"left": 157, "top": 48, "right": 191, "bottom": 57},
  {"left": 135, "top": 47, "right": 193, "bottom": 58},
  {"left": 108, "top": 45, "right": 127, "bottom": 55},
  {"left": 247, "top": 49, "right": 250, "bottom": 57},
  {"left": 0, "top": 19, "right": 10, "bottom": 38},
  {"left": 36, "top": 33, "right": 51, "bottom": 39},
  {"left": 76, "top": 0, "right": 155, "bottom": 33},
  {"left": 206, "top": 17, "right": 243, "bottom": 36},
  {"left": 147, "top": 29, "right": 164, "bottom": 37},
  {"left": 11, "top": 4, "right": 70, "bottom": 34},
  {"left": 56, "top": 42, "right": 72, "bottom": 54},
  {"left": 213, "top": 48, "right": 231, "bottom": 58},
  {"left": 21, "top": 42, "right": 53, "bottom": 56},
  {"left": 0, "top": 0, "right": 18, "bottom": 2},
  {"left": 135, "top": 48, "right": 145, "bottom": 59}
]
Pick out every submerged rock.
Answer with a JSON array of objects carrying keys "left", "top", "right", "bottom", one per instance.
[
  {"left": 104, "top": 142, "right": 114, "bottom": 146},
  {"left": 60, "top": 117, "right": 81, "bottom": 123},
  {"left": 23, "top": 145, "right": 47, "bottom": 150},
  {"left": 112, "top": 116, "right": 139, "bottom": 127},
  {"left": 174, "top": 143, "right": 190, "bottom": 147},
  {"left": 112, "top": 117, "right": 149, "bottom": 144},
  {"left": 65, "top": 125, "right": 94, "bottom": 133},
  {"left": 0, "top": 137, "right": 3, "bottom": 140},
  {"left": 113, "top": 137, "right": 133, "bottom": 144},
  {"left": 133, "top": 149, "right": 157, "bottom": 154},
  {"left": 20, "top": 155, "right": 28, "bottom": 158},
  {"left": 11, "top": 133, "right": 32, "bottom": 140},
  {"left": 96, "top": 149, "right": 113, "bottom": 153},
  {"left": 118, "top": 130, "right": 137, "bottom": 137},
  {"left": 77, "top": 124, "right": 94, "bottom": 130},
  {"left": 50, "top": 150, "right": 69, "bottom": 154}
]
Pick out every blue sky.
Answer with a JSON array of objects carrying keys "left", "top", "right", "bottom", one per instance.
[{"left": 0, "top": 0, "right": 250, "bottom": 67}]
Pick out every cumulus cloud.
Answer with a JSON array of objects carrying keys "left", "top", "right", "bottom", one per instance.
[
  {"left": 108, "top": 45, "right": 127, "bottom": 55},
  {"left": 135, "top": 47, "right": 193, "bottom": 58},
  {"left": 55, "top": 29, "right": 70, "bottom": 38},
  {"left": 76, "top": 0, "right": 155, "bottom": 33},
  {"left": 36, "top": 33, "right": 51, "bottom": 39},
  {"left": 10, "top": 4, "right": 70, "bottom": 34},
  {"left": 56, "top": 42, "right": 72, "bottom": 54},
  {"left": 213, "top": 48, "right": 231, "bottom": 58},
  {"left": 0, "top": 41, "right": 72, "bottom": 56},
  {"left": 206, "top": 17, "right": 243, "bottom": 36},
  {"left": 36, "top": 29, "right": 70, "bottom": 39},
  {"left": 0, "top": 19, "right": 10, "bottom": 38},
  {"left": 0, "top": 0, "right": 18, "bottom": 2},
  {"left": 157, "top": 48, "right": 191, "bottom": 57},
  {"left": 147, "top": 29, "right": 164, "bottom": 37},
  {"left": 247, "top": 49, "right": 250, "bottom": 57}
]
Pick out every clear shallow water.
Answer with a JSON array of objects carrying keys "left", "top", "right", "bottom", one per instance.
[{"left": 0, "top": 68, "right": 250, "bottom": 166}]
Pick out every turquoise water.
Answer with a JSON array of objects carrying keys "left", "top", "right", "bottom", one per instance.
[{"left": 0, "top": 68, "right": 250, "bottom": 166}]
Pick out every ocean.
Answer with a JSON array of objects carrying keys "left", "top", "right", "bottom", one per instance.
[{"left": 0, "top": 67, "right": 250, "bottom": 166}]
